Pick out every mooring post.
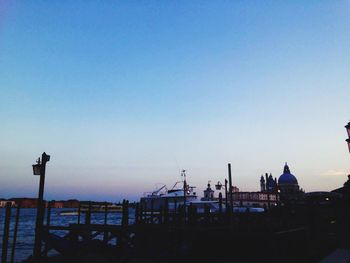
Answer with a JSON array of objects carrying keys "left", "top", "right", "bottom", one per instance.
[
  {"left": 10, "top": 203, "right": 21, "bottom": 263},
  {"left": 139, "top": 204, "right": 143, "bottom": 224},
  {"left": 84, "top": 202, "right": 92, "bottom": 241},
  {"left": 224, "top": 179, "right": 228, "bottom": 223},
  {"left": 121, "top": 200, "right": 125, "bottom": 225},
  {"left": 194, "top": 205, "right": 198, "bottom": 225},
  {"left": 204, "top": 204, "right": 210, "bottom": 224},
  {"left": 46, "top": 201, "right": 52, "bottom": 224},
  {"left": 150, "top": 199, "right": 154, "bottom": 224},
  {"left": 43, "top": 201, "right": 52, "bottom": 257},
  {"left": 46, "top": 201, "right": 52, "bottom": 228},
  {"left": 77, "top": 202, "right": 81, "bottom": 224},
  {"left": 122, "top": 200, "right": 129, "bottom": 227},
  {"left": 180, "top": 205, "right": 185, "bottom": 225},
  {"left": 164, "top": 199, "right": 169, "bottom": 225},
  {"left": 103, "top": 202, "right": 108, "bottom": 244},
  {"left": 104, "top": 202, "right": 108, "bottom": 225},
  {"left": 188, "top": 203, "right": 193, "bottom": 225},
  {"left": 33, "top": 152, "right": 50, "bottom": 261},
  {"left": 2, "top": 203, "right": 12, "bottom": 263},
  {"left": 219, "top": 192, "right": 223, "bottom": 215},
  {"left": 85, "top": 202, "right": 92, "bottom": 225},
  {"left": 135, "top": 203, "right": 139, "bottom": 224},
  {"left": 126, "top": 200, "right": 129, "bottom": 226},
  {"left": 228, "top": 163, "right": 233, "bottom": 223},
  {"left": 174, "top": 199, "right": 177, "bottom": 224},
  {"left": 183, "top": 179, "right": 187, "bottom": 223},
  {"left": 159, "top": 205, "right": 163, "bottom": 224}
]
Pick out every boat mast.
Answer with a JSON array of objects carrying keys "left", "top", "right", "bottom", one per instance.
[{"left": 181, "top": 169, "right": 187, "bottom": 210}]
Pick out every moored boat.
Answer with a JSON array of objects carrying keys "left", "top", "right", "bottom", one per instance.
[
  {"left": 140, "top": 170, "right": 198, "bottom": 211},
  {"left": 59, "top": 210, "right": 79, "bottom": 216}
]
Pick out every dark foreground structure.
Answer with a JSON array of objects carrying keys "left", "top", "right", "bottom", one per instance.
[
  {"left": 2, "top": 190, "right": 349, "bottom": 263},
  {"left": 2, "top": 154, "right": 350, "bottom": 263}
]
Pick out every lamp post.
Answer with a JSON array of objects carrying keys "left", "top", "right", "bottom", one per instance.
[
  {"left": 345, "top": 121, "right": 350, "bottom": 153},
  {"left": 33, "top": 152, "right": 50, "bottom": 261},
  {"left": 215, "top": 181, "right": 223, "bottom": 191}
]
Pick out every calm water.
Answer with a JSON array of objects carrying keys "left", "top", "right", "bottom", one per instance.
[{"left": 0, "top": 208, "right": 134, "bottom": 263}]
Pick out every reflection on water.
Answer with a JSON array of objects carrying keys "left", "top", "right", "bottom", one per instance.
[{"left": 0, "top": 208, "right": 134, "bottom": 263}]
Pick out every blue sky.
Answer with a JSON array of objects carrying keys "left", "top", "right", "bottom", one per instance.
[{"left": 1, "top": 1, "right": 350, "bottom": 201}]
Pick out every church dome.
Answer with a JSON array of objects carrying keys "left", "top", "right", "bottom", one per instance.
[{"left": 278, "top": 163, "right": 298, "bottom": 185}]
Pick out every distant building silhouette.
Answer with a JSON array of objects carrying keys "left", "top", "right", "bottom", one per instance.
[
  {"left": 0, "top": 199, "right": 16, "bottom": 207},
  {"left": 260, "top": 173, "right": 278, "bottom": 192},
  {"left": 332, "top": 174, "right": 350, "bottom": 200},
  {"left": 260, "top": 163, "right": 303, "bottom": 203},
  {"left": 278, "top": 163, "right": 303, "bottom": 200},
  {"left": 202, "top": 182, "right": 214, "bottom": 201}
]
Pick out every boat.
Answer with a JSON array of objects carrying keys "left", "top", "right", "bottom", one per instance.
[
  {"left": 79, "top": 204, "right": 123, "bottom": 213},
  {"left": 140, "top": 171, "right": 266, "bottom": 214},
  {"left": 59, "top": 210, "right": 79, "bottom": 216},
  {"left": 60, "top": 204, "right": 123, "bottom": 216},
  {"left": 140, "top": 170, "right": 211, "bottom": 212}
]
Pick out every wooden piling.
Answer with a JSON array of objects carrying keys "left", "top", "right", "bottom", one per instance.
[
  {"left": 85, "top": 202, "right": 92, "bottom": 241},
  {"left": 164, "top": 199, "right": 169, "bottom": 225},
  {"left": 174, "top": 200, "right": 177, "bottom": 224},
  {"left": 139, "top": 204, "right": 143, "bottom": 224},
  {"left": 103, "top": 202, "right": 108, "bottom": 244},
  {"left": 77, "top": 202, "right": 81, "bottom": 224},
  {"left": 150, "top": 199, "right": 154, "bottom": 224},
  {"left": 10, "top": 203, "right": 20, "bottom": 263},
  {"left": 2, "top": 203, "right": 12, "bottom": 263},
  {"left": 104, "top": 202, "right": 108, "bottom": 225},
  {"left": 174, "top": 199, "right": 177, "bottom": 213},
  {"left": 188, "top": 203, "right": 193, "bottom": 225},
  {"left": 126, "top": 200, "right": 129, "bottom": 226},
  {"left": 46, "top": 201, "right": 52, "bottom": 228},
  {"left": 159, "top": 205, "right": 163, "bottom": 224},
  {"left": 135, "top": 203, "right": 140, "bottom": 224},
  {"left": 228, "top": 163, "right": 233, "bottom": 222},
  {"left": 85, "top": 202, "right": 91, "bottom": 225},
  {"left": 204, "top": 204, "right": 210, "bottom": 224},
  {"left": 224, "top": 179, "right": 228, "bottom": 211},
  {"left": 122, "top": 200, "right": 129, "bottom": 227},
  {"left": 33, "top": 152, "right": 50, "bottom": 261},
  {"left": 219, "top": 192, "right": 223, "bottom": 214},
  {"left": 43, "top": 201, "right": 52, "bottom": 257}
]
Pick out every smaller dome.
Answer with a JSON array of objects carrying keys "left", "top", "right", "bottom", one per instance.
[{"left": 278, "top": 163, "right": 298, "bottom": 185}]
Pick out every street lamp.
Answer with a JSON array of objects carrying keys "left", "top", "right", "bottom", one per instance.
[
  {"left": 215, "top": 181, "right": 223, "bottom": 190},
  {"left": 345, "top": 121, "right": 350, "bottom": 153},
  {"left": 33, "top": 152, "right": 50, "bottom": 261},
  {"left": 32, "top": 158, "right": 41, "bottom": 175}
]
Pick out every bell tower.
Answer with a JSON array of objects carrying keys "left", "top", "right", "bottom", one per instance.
[{"left": 260, "top": 175, "right": 266, "bottom": 192}]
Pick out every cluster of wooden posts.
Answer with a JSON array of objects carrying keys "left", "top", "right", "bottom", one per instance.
[
  {"left": 1, "top": 203, "right": 21, "bottom": 263},
  {"left": 1, "top": 197, "right": 324, "bottom": 262},
  {"left": 0, "top": 195, "right": 250, "bottom": 263},
  {"left": 134, "top": 197, "right": 230, "bottom": 226}
]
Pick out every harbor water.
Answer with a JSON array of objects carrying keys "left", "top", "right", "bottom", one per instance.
[{"left": 0, "top": 208, "right": 134, "bottom": 263}]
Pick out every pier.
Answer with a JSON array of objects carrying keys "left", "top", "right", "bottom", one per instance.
[
  {"left": 2, "top": 194, "right": 350, "bottom": 263},
  {"left": 1, "top": 159, "right": 350, "bottom": 263}
]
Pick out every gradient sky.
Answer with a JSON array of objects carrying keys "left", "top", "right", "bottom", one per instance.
[{"left": 1, "top": 1, "right": 350, "bottom": 202}]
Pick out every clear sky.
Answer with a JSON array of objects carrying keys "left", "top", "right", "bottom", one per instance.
[{"left": 1, "top": 1, "right": 349, "bottom": 202}]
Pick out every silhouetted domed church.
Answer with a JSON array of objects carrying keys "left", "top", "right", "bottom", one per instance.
[
  {"left": 260, "top": 163, "right": 303, "bottom": 202},
  {"left": 278, "top": 163, "right": 301, "bottom": 198}
]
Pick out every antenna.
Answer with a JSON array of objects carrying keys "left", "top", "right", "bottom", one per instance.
[{"left": 181, "top": 169, "right": 187, "bottom": 182}]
